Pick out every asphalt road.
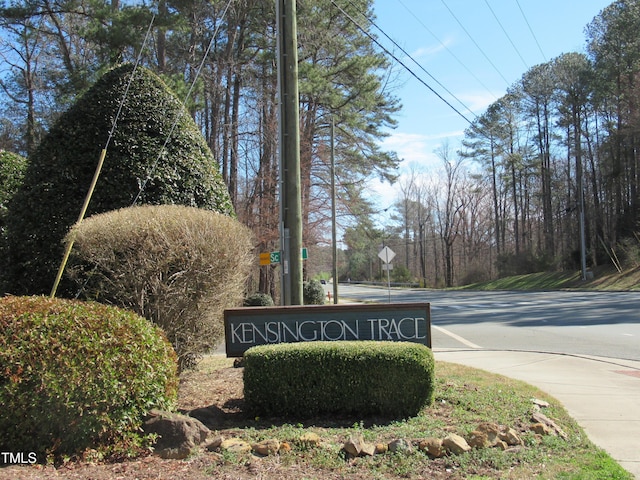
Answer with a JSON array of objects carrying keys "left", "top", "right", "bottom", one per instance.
[{"left": 333, "top": 284, "right": 640, "bottom": 362}]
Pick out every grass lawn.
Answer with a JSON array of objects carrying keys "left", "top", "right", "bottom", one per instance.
[
  {"left": 2, "top": 267, "right": 637, "bottom": 479},
  {"left": 1, "top": 353, "right": 632, "bottom": 479}
]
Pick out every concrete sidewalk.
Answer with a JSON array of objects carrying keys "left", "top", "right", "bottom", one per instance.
[{"left": 434, "top": 349, "right": 640, "bottom": 479}]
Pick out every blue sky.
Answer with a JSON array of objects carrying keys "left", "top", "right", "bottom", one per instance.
[{"left": 366, "top": 0, "right": 613, "bottom": 215}]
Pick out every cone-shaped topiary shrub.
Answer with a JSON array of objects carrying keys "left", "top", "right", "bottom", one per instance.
[
  {"left": 0, "top": 149, "right": 26, "bottom": 231},
  {"left": 4, "top": 63, "right": 233, "bottom": 296},
  {"left": 65, "top": 204, "right": 254, "bottom": 370},
  {"left": 0, "top": 149, "right": 27, "bottom": 293},
  {"left": 0, "top": 295, "right": 178, "bottom": 460}
]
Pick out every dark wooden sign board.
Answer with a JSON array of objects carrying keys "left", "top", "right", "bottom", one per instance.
[{"left": 223, "top": 302, "right": 430, "bottom": 357}]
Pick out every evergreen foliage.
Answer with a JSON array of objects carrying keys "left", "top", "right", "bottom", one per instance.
[
  {"left": 0, "top": 295, "right": 178, "bottom": 459},
  {"left": 244, "top": 292, "right": 275, "bottom": 307},
  {"left": 0, "top": 150, "right": 27, "bottom": 291},
  {"left": 303, "top": 279, "right": 326, "bottom": 305},
  {"left": 3, "top": 64, "right": 232, "bottom": 296},
  {"left": 244, "top": 341, "right": 435, "bottom": 418},
  {"left": 0, "top": 150, "right": 26, "bottom": 222}
]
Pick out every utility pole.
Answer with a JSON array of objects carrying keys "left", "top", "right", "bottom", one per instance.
[
  {"left": 575, "top": 113, "right": 587, "bottom": 281},
  {"left": 568, "top": 104, "right": 588, "bottom": 281},
  {"left": 277, "top": 0, "right": 303, "bottom": 305},
  {"left": 330, "top": 116, "right": 338, "bottom": 304}
]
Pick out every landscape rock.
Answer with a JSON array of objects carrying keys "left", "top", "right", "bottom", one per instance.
[
  {"left": 530, "top": 422, "right": 551, "bottom": 436},
  {"left": 531, "top": 412, "right": 568, "bottom": 440},
  {"left": 185, "top": 422, "right": 531, "bottom": 463},
  {"left": 388, "top": 438, "right": 413, "bottom": 453},
  {"left": 154, "top": 445, "right": 193, "bottom": 460},
  {"left": 220, "top": 438, "right": 252, "bottom": 454},
  {"left": 467, "top": 430, "right": 490, "bottom": 449},
  {"left": 499, "top": 427, "right": 523, "bottom": 446},
  {"left": 252, "top": 438, "right": 280, "bottom": 456},
  {"left": 418, "top": 437, "right": 444, "bottom": 457},
  {"left": 279, "top": 441, "right": 292, "bottom": 453},
  {"left": 360, "top": 442, "right": 377, "bottom": 456},
  {"left": 205, "top": 435, "right": 224, "bottom": 452},
  {"left": 374, "top": 443, "right": 388, "bottom": 454},
  {"left": 495, "top": 439, "right": 508, "bottom": 451},
  {"left": 343, "top": 434, "right": 367, "bottom": 457},
  {"left": 187, "top": 406, "right": 219, "bottom": 427},
  {"left": 299, "top": 432, "right": 321, "bottom": 447},
  {"left": 143, "top": 409, "right": 210, "bottom": 458},
  {"left": 475, "top": 422, "right": 500, "bottom": 446},
  {"left": 443, "top": 434, "right": 471, "bottom": 455},
  {"left": 532, "top": 398, "right": 550, "bottom": 408},
  {"left": 233, "top": 357, "right": 245, "bottom": 368},
  {"left": 505, "top": 445, "right": 525, "bottom": 454}
]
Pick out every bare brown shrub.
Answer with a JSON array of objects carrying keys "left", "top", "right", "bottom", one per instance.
[{"left": 65, "top": 205, "right": 253, "bottom": 369}]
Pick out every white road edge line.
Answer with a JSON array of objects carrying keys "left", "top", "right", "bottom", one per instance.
[{"left": 432, "top": 325, "right": 482, "bottom": 349}]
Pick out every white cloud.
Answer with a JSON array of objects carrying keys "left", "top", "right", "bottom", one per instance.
[
  {"left": 381, "top": 132, "right": 431, "bottom": 163},
  {"left": 380, "top": 131, "right": 462, "bottom": 169},
  {"left": 409, "top": 36, "right": 455, "bottom": 61},
  {"left": 367, "top": 131, "right": 448, "bottom": 219},
  {"left": 456, "top": 91, "right": 500, "bottom": 114}
]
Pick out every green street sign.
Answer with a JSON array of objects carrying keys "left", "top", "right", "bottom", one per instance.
[{"left": 268, "top": 249, "right": 306, "bottom": 264}]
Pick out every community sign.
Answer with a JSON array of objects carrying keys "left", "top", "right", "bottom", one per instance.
[{"left": 223, "top": 303, "right": 430, "bottom": 357}]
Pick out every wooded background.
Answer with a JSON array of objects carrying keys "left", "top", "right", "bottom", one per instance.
[{"left": 1, "top": 0, "right": 639, "bottom": 293}]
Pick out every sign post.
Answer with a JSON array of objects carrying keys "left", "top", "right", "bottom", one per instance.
[{"left": 378, "top": 246, "right": 396, "bottom": 303}]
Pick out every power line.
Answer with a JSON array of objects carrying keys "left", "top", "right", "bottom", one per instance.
[
  {"left": 515, "top": 0, "right": 547, "bottom": 62},
  {"left": 395, "top": 0, "right": 498, "bottom": 103},
  {"left": 331, "top": 0, "right": 474, "bottom": 126},
  {"left": 483, "top": 0, "right": 528, "bottom": 69},
  {"left": 343, "top": 0, "right": 477, "bottom": 123},
  {"left": 438, "top": 0, "right": 511, "bottom": 87}
]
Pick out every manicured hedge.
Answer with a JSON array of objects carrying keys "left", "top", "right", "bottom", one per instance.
[
  {"left": 0, "top": 296, "right": 178, "bottom": 459},
  {"left": 243, "top": 341, "right": 435, "bottom": 419}
]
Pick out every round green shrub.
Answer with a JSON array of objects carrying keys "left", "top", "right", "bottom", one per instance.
[
  {"left": 4, "top": 63, "right": 233, "bottom": 296},
  {"left": 244, "top": 292, "right": 275, "bottom": 307},
  {"left": 0, "top": 295, "right": 178, "bottom": 459},
  {"left": 303, "top": 279, "right": 326, "bottom": 305},
  {"left": 65, "top": 205, "right": 254, "bottom": 370}
]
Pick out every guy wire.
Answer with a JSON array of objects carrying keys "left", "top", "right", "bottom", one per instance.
[{"left": 50, "top": 14, "right": 157, "bottom": 298}]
